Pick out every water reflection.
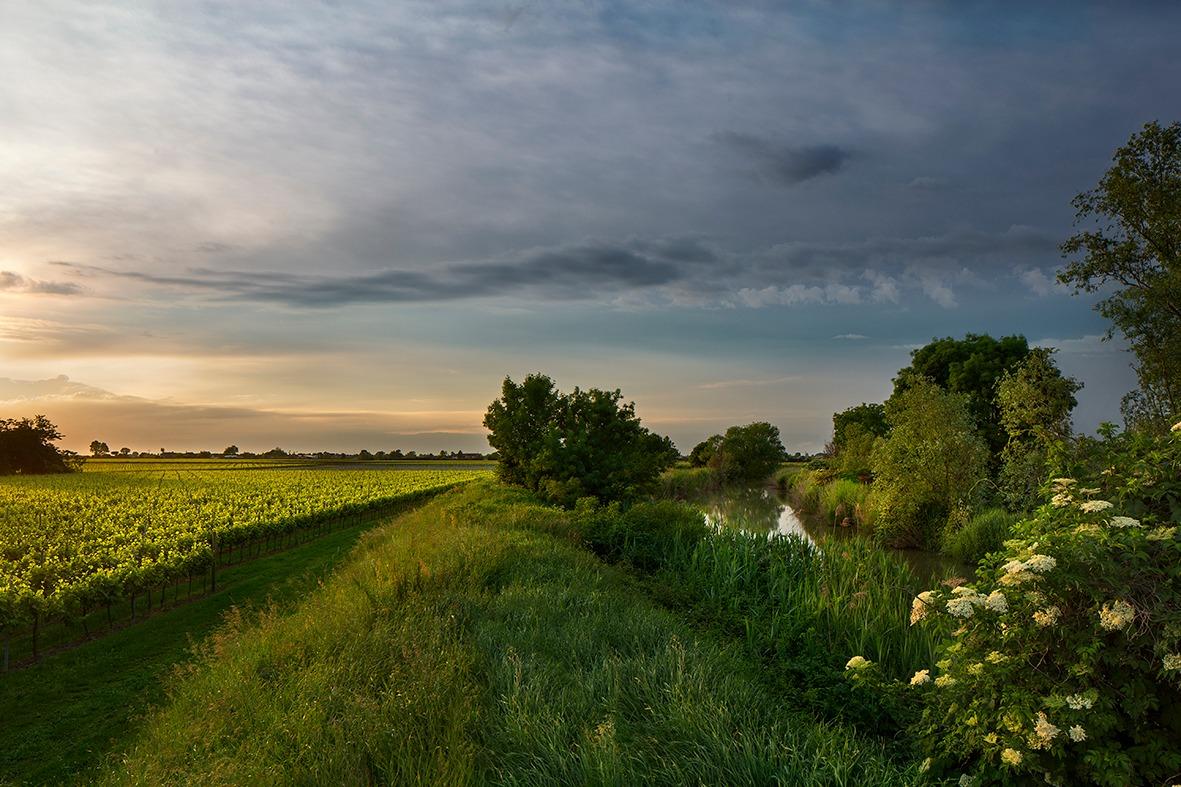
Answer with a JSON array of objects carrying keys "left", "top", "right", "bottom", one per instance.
[{"left": 699, "top": 485, "right": 967, "bottom": 581}]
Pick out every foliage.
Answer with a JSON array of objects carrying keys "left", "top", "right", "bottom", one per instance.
[
  {"left": 1059, "top": 120, "right": 1181, "bottom": 432},
  {"left": 942, "top": 508, "right": 1017, "bottom": 565},
  {"left": 0, "top": 416, "right": 73, "bottom": 476},
  {"left": 832, "top": 402, "right": 888, "bottom": 448},
  {"left": 893, "top": 334, "right": 1030, "bottom": 457},
  {"left": 996, "top": 348, "right": 1082, "bottom": 510},
  {"left": 688, "top": 434, "right": 722, "bottom": 468},
  {"left": 818, "top": 478, "right": 871, "bottom": 527},
  {"left": 483, "top": 374, "right": 678, "bottom": 505},
  {"left": 0, "top": 465, "right": 483, "bottom": 637},
  {"left": 656, "top": 466, "right": 719, "bottom": 499},
  {"left": 711, "top": 422, "right": 786, "bottom": 484},
  {"left": 577, "top": 499, "right": 709, "bottom": 572},
  {"left": 910, "top": 427, "right": 1181, "bottom": 786},
  {"left": 835, "top": 422, "right": 879, "bottom": 478},
  {"left": 870, "top": 378, "right": 990, "bottom": 549}
]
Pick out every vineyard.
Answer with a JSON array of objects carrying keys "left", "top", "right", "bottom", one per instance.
[{"left": 0, "top": 463, "right": 486, "bottom": 666}]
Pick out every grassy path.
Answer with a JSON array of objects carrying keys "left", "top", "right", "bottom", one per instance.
[
  {"left": 100, "top": 481, "right": 919, "bottom": 785},
  {"left": 0, "top": 505, "right": 416, "bottom": 785}
]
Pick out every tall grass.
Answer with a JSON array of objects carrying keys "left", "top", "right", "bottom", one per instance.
[
  {"left": 656, "top": 466, "right": 719, "bottom": 499},
  {"left": 943, "top": 507, "right": 1017, "bottom": 565},
  {"left": 818, "top": 479, "right": 871, "bottom": 525},
  {"left": 103, "top": 481, "right": 919, "bottom": 785}
]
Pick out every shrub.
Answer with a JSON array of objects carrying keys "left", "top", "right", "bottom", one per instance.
[
  {"left": 907, "top": 426, "right": 1181, "bottom": 786},
  {"left": 943, "top": 508, "right": 1017, "bottom": 565},
  {"left": 576, "top": 500, "right": 709, "bottom": 573},
  {"left": 711, "top": 422, "right": 786, "bottom": 484}
]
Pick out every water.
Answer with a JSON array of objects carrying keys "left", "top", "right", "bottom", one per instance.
[{"left": 700, "top": 485, "right": 968, "bottom": 581}]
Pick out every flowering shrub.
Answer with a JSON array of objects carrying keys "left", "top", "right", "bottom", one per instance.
[{"left": 906, "top": 428, "right": 1181, "bottom": 786}]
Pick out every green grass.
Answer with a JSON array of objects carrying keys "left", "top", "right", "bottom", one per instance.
[
  {"left": 943, "top": 507, "right": 1018, "bottom": 565},
  {"left": 655, "top": 466, "right": 719, "bottom": 499},
  {"left": 817, "top": 478, "right": 871, "bottom": 525},
  {"left": 0, "top": 510, "right": 400, "bottom": 785},
  {"left": 100, "top": 481, "right": 919, "bottom": 785}
]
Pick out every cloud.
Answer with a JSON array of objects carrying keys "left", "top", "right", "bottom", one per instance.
[
  {"left": 1017, "top": 267, "right": 1061, "bottom": 296},
  {"left": 713, "top": 131, "right": 853, "bottom": 185},
  {"left": 0, "top": 271, "right": 81, "bottom": 295},
  {"left": 832, "top": 333, "right": 868, "bottom": 340},
  {"left": 906, "top": 176, "right": 946, "bottom": 190}
]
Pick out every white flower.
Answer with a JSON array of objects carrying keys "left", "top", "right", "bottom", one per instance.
[
  {"left": 1002, "top": 559, "right": 1027, "bottom": 574},
  {"left": 959, "top": 774, "right": 975, "bottom": 786},
  {"left": 1032, "top": 712, "right": 1060, "bottom": 748},
  {"left": 911, "top": 591, "right": 936, "bottom": 625},
  {"left": 1051, "top": 492, "right": 1072, "bottom": 507},
  {"left": 845, "top": 655, "right": 871, "bottom": 670},
  {"left": 1024, "top": 554, "right": 1057, "bottom": 573},
  {"left": 1099, "top": 600, "right": 1135, "bottom": 630},
  {"left": 1147, "top": 526, "right": 1177, "bottom": 541},
  {"left": 1069, "top": 725, "right": 1086, "bottom": 742},
  {"left": 1078, "top": 487, "right": 1101, "bottom": 496},
  {"left": 1033, "top": 606, "right": 1061, "bottom": 627},
  {"left": 1001, "top": 748, "right": 1022, "bottom": 766},
  {"left": 1051, "top": 477, "right": 1076, "bottom": 488},
  {"left": 947, "top": 597, "right": 977, "bottom": 618},
  {"left": 985, "top": 591, "right": 1008, "bottom": 613},
  {"left": 1065, "top": 693, "right": 1094, "bottom": 710},
  {"left": 910, "top": 669, "right": 931, "bottom": 685},
  {"left": 1171, "top": 420, "right": 1181, "bottom": 433},
  {"left": 1079, "top": 499, "right": 1113, "bottom": 513},
  {"left": 986, "top": 650, "right": 1007, "bottom": 664},
  {"left": 1163, "top": 653, "right": 1181, "bottom": 671},
  {"left": 935, "top": 674, "right": 957, "bottom": 687},
  {"left": 1109, "top": 515, "right": 1140, "bottom": 528}
]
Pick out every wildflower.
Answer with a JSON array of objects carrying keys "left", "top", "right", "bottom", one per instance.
[
  {"left": 952, "top": 585, "right": 978, "bottom": 595},
  {"left": 1002, "top": 559, "right": 1026, "bottom": 574},
  {"left": 1078, "top": 487, "right": 1101, "bottom": 496},
  {"left": 1001, "top": 748, "right": 1022, "bottom": 766},
  {"left": 1147, "top": 526, "right": 1177, "bottom": 541},
  {"left": 986, "top": 651, "right": 1007, "bottom": 664},
  {"left": 1051, "top": 477, "right": 1076, "bottom": 488},
  {"left": 985, "top": 591, "right": 1008, "bottom": 613},
  {"left": 984, "top": 733, "right": 998, "bottom": 745},
  {"left": 1172, "top": 420, "right": 1181, "bottom": 433},
  {"left": 1099, "top": 600, "right": 1135, "bottom": 630},
  {"left": 1033, "top": 606, "right": 1061, "bottom": 627},
  {"left": 1074, "top": 523, "right": 1101, "bottom": 536},
  {"left": 999, "top": 569, "right": 1035, "bottom": 587},
  {"left": 935, "top": 674, "right": 957, "bottom": 687},
  {"left": 1025, "top": 554, "right": 1056, "bottom": 573},
  {"left": 1051, "top": 492, "right": 1072, "bottom": 507},
  {"left": 1079, "top": 500, "right": 1113, "bottom": 513},
  {"left": 1031, "top": 712, "right": 1060, "bottom": 748},
  {"left": 1069, "top": 725, "right": 1086, "bottom": 742},
  {"left": 911, "top": 591, "right": 935, "bottom": 625},
  {"left": 845, "top": 655, "right": 871, "bottom": 670},
  {"left": 1026, "top": 590, "right": 1045, "bottom": 604},
  {"left": 1109, "top": 515, "right": 1140, "bottom": 528},
  {"left": 1163, "top": 653, "right": 1181, "bottom": 671},
  {"left": 910, "top": 669, "right": 931, "bottom": 685},
  {"left": 959, "top": 774, "right": 975, "bottom": 786},
  {"left": 947, "top": 597, "right": 977, "bottom": 618},
  {"left": 967, "top": 662, "right": 984, "bottom": 676},
  {"left": 1065, "top": 693, "right": 1094, "bottom": 710}
]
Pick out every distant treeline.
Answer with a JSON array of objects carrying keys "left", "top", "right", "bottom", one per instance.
[{"left": 87, "top": 446, "right": 496, "bottom": 461}]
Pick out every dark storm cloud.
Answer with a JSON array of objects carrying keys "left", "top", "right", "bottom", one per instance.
[{"left": 713, "top": 132, "right": 853, "bottom": 185}]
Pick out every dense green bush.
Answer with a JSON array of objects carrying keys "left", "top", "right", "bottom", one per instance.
[
  {"left": 870, "top": 378, "right": 990, "bottom": 549},
  {"left": 576, "top": 499, "right": 709, "bottom": 572},
  {"left": 942, "top": 508, "right": 1016, "bottom": 565},
  {"left": 712, "top": 422, "right": 786, "bottom": 484},
  {"left": 906, "top": 425, "right": 1181, "bottom": 785}
]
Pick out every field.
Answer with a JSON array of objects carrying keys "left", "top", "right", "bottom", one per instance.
[{"left": 0, "top": 461, "right": 487, "bottom": 663}]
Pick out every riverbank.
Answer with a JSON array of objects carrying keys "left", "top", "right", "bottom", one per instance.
[{"left": 99, "top": 480, "right": 923, "bottom": 784}]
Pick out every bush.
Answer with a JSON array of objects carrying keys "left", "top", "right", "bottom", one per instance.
[
  {"left": 907, "top": 426, "right": 1181, "bottom": 786},
  {"left": 942, "top": 508, "right": 1016, "bottom": 565},
  {"left": 576, "top": 500, "right": 709, "bottom": 573},
  {"left": 712, "top": 422, "right": 786, "bottom": 484}
]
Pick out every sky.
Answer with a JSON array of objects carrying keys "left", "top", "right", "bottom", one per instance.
[{"left": 1, "top": 1, "right": 1177, "bottom": 454}]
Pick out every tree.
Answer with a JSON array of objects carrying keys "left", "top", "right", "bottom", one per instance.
[
  {"left": 483, "top": 374, "right": 678, "bottom": 504},
  {"left": 871, "top": 378, "right": 990, "bottom": 549},
  {"left": 89, "top": 440, "right": 110, "bottom": 457},
  {"left": 1058, "top": 120, "right": 1181, "bottom": 431},
  {"left": 832, "top": 402, "right": 888, "bottom": 448},
  {"left": 119, "top": 447, "right": 130, "bottom": 456},
  {"left": 996, "top": 348, "right": 1082, "bottom": 510},
  {"left": 223, "top": 445, "right": 239, "bottom": 456},
  {"left": 0, "top": 415, "right": 74, "bottom": 475},
  {"left": 711, "top": 422, "right": 785, "bottom": 483},
  {"left": 688, "top": 434, "right": 723, "bottom": 468},
  {"left": 893, "top": 334, "right": 1030, "bottom": 458}
]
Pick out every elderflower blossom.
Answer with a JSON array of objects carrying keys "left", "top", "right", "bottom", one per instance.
[
  {"left": 1024, "top": 554, "right": 1056, "bottom": 573},
  {"left": 1075, "top": 523, "right": 1101, "bottom": 536},
  {"left": 1078, "top": 487, "right": 1101, "bottom": 496},
  {"left": 1002, "top": 559, "right": 1026, "bottom": 574},
  {"left": 935, "top": 674, "right": 957, "bottom": 688},
  {"left": 985, "top": 591, "right": 1008, "bottom": 613},
  {"left": 1069, "top": 725, "right": 1086, "bottom": 742},
  {"left": 967, "top": 662, "right": 984, "bottom": 676},
  {"left": 999, "top": 569, "right": 1035, "bottom": 587},
  {"left": 1033, "top": 606, "right": 1061, "bottom": 627},
  {"left": 1065, "top": 693, "right": 1094, "bottom": 710},
  {"left": 1030, "top": 712, "right": 1060, "bottom": 749},
  {"left": 1147, "top": 526, "right": 1177, "bottom": 541},
  {"left": 1001, "top": 748, "right": 1023, "bottom": 766},
  {"left": 911, "top": 590, "right": 936, "bottom": 625},
  {"left": 1051, "top": 478, "right": 1076, "bottom": 488},
  {"left": 1109, "top": 515, "right": 1140, "bottom": 528},
  {"left": 1079, "top": 499, "right": 1114, "bottom": 514},
  {"left": 986, "top": 650, "right": 1007, "bottom": 664},
  {"left": 947, "top": 597, "right": 977, "bottom": 618},
  {"left": 1171, "top": 420, "right": 1181, "bottom": 433},
  {"left": 1051, "top": 492, "right": 1072, "bottom": 507},
  {"left": 959, "top": 775, "right": 975, "bottom": 787},
  {"left": 1099, "top": 600, "right": 1135, "bottom": 630},
  {"left": 1163, "top": 653, "right": 1181, "bottom": 671},
  {"left": 910, "top": 669, "right": 931, "bottom": 685},
  {"left": 845, "top": 655, "right": 871, "bottom": 670}
]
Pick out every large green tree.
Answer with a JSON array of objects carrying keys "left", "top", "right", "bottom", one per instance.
[
  {"left": 1059, "top": 120, "right": 1181, "bottom": 431},
  {"left": 0, "top": 415, "right": 73, "bottom": 475},
  {"left": 483, "top": 374, "right": 677, "bottom": 504},
  {"left": 995, "top": 348, "right": 1082, "bottom": 510},
  {"left": 892, "top": 334, "right": 1030, "bottom": 458},
  {"left": 832, "top": 402, "right": 887, "bottom": 448},
  {"left": 711, "top": 422, "right": 785, "bottom": 483}
]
